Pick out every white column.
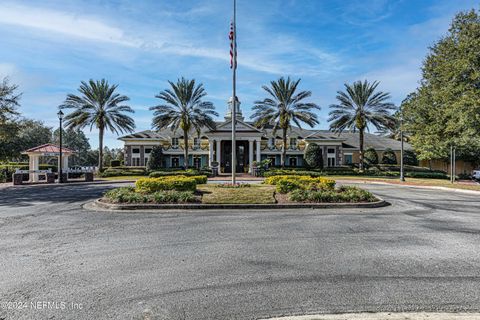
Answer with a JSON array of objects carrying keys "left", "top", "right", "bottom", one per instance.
[
  {"left": 32, "top": 155, "right": 39, "bottom": 183},
  {"left": 208, "top": 140, "right": 214, "bottom": 167},
  {"left": 63, "top": 155, "right": 69, "bottom": 171},
  {"left": 256, "top": 139, "right": 261, "bottom": 162},
  {"left": 248, "top": 139, "right": 254, "bottom": 173},
  {"left": 216, "top": 140, "right": 221, "bottom": 164},
  {"left": 28, "top": 155, "right": 34, "bottom": 182}
]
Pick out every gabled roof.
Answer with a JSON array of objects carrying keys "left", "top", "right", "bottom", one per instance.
[
  {"left": 119, "top": 130, "right": 167, "bottom": 140},
  {"left": 320, "top": 130, "right": 413, "bottom": 151},
  {"left": 212, "top": 119, "right": 263, "bottom": 133},
  {"left": 23, "top": 144, "right": 75, "bottom": 154}
]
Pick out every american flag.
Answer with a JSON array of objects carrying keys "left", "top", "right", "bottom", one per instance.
[{"left": 229, "top": 22, "right": 237, "bottom": 69}]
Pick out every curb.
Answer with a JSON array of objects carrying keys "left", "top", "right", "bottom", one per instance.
[
  {"left": 260, "top": 312, "right": 480, "bottom": 320},
  {"left": 337, "top": 179, "right": 480, "bottom": 195},
  {"left": 90, "top": 197, "right": 389, "bottom": 211}
]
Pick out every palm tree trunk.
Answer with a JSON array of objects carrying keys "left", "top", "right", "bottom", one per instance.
[
  {"left": 282, "top": 129, "right": 287, "bottom": 168},
  {"left": 183, "top": 131, "right": 189, "bottom": 169},
  {"left": 359, "top": 128, "right": 364, "bottom": 171},
  {"left": 98, "top": 127, "right": 104, "bottom": 172}
]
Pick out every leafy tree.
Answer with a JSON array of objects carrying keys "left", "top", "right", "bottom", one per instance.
[
  {"left": 403, "top": 150, "right": 419, "bottom": 166},
  {"left": 0, "top": 77, "right": 21, "bottom": 123},
  {"left": 381, "top": 148, "right": 397, "bottom": 165},
  {"left": 251, "top": 77, "right": 320, "bottom": 168},
  {"left": 328, "top": 80, "right": 396, "bottom": 171},
  {"left": 364, "top": 147, "right": 379, "bottom": 165},
  {"left": 60, "top": 79, "right": 135, "bottom": 171},
  {"left": 403, "top": 9, "right": 480, "bottom": 165},
  {"left": 150, "top": 78, "right": 218, "bottom": 169},
  {"left": 304, "top": 143, "right": 323, "bottom": 169},
  {"left": 53, "top": 128, "right": 91, "bottom": 166},
  {"left": 0, "top": 119, "right": 52, "bottom": 161},
  {"left": 146, "top": 146, "right": 164, "bottom": 171}
]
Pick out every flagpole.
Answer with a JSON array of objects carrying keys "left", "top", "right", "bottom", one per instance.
[{"left": 231, "top": 0, "right": 237, "bottom": 184}]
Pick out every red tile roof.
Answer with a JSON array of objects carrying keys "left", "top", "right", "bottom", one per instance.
[{"left": 24, "top": 143, "right": 75, "bottom": 154}]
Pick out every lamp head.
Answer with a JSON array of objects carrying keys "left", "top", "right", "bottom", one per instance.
[{"left": 57, "top": 109, "right": 64, "bottom": 120}]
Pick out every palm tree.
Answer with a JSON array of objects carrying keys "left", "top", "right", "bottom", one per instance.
[
  {"left": 60, "top": 79, "right": 135, "bottom": 171},
  {"left": 377, "top": 111, "right": 410, "bottom": 142},
  {"left": 251, "top": 77, "right": 320, "bottom": 167},
  {"left": 328, "top": 80, "right": 396, "bottom": 171},
  {"left": 150, "top": 78, "right": 218, "bottom": 169}
]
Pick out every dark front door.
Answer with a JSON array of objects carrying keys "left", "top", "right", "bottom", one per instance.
[{"left": 222, "top": 140, "right": 249, "bottom": 173}]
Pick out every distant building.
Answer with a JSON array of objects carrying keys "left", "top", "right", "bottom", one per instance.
[{"left": 119, "top": 97, "right": 412, "bottom": 172}]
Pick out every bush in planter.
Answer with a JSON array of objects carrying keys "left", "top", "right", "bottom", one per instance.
[
  {"left": 104, "top": 187, "right": 148, "bottom": 203},
  {"left": 381, "top": 148, "right": 397, "bottom": 164},
  {"left": 265, "top": 175, "right": 336, "bottom": 194},
  {"left": 146, "top": 146, "right": 164, "bottom": 171},
  {"left": 304, "top": 143, "right": 323, "bottom": 169},
  {"left": 364, "top": 147, "right": 379, "bottom": 165},
  {"left": 135, "top": 176, "right": 197, "bottom": 193},
  {"left": 289, "top": 186, "right": 376, "bottom": 203}
]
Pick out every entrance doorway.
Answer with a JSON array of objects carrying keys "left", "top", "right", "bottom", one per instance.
[{"left": 221, "top": 140, "right": 249, "bottom": 173}]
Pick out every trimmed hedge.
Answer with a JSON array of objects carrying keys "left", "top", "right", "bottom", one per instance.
[
  {"left": 149, "top": 169, "right": 212, "bottom": 178},
  {"left": 104, "top": 187, "right": 196, "bottom": 203},
  {"left": 289, "top": 186, "right": 376, "bottom": 203},
  {"left": 135, "top": 176, "right": 197, "bottom": 193},
  {"left": 265, "top": 175, "right": 336, "bottom": 194},
  {"left": 100, "top": 167, "right": 147, "bottom": 177}
]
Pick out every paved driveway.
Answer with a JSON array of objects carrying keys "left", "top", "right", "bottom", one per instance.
[{"left": 0, "top": 183, "right": 479, "bottom": 320}]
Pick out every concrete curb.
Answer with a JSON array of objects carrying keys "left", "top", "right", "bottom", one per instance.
[
  {"left": 90, "top": 197, "right": 389, "bottom": 212},
  {"left": 337, "top": 179, "right": 480, "bottom": 195},
  {"left": 260, "top": 312, "right": 480, "bottom": 320}
]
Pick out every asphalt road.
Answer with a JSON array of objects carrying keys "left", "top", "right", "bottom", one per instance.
[{"left": 0, "top": 182, "right": 479, "bottom": 320}]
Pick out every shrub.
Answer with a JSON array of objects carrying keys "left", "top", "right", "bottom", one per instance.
[
  {"left": 135, "top": 176, "right": 197, "bottom": 193},
  {"left": 265, "top": 175, "right": 336, "bottom": 193},
  {"left": 100, "top": 167, "right": 147, "bottom": 177},
  {"left": 381, "top": 148, "right": 397, "bottom": 164},
  {"left": 110, "top": 160, "right": 121, "bottom": 167},
  {"left": 190, "top": 175, "right": 208, "bottom": 184},
  {"left": 147, "top": 146, "right": 164, "bottom": 171},
  {"left": 104, "top": 187, "right": 147, "bottom": 203},
  {"left": 304, "top": 143, "right": 323, "bottom": 169},
  {"left": 152, "top": 190, "right": 196, "bottom": 203},
  {"left": 289, "top": 186, "right": 376, "bottom": 203},
  {"left": 403, "top": 150, "right": 419, "bottom": 166},
  {"left": 364, "top": 147, "right": 379, "bottom": 165},
  {"left": 263, "top": 170, "right": 323, "bottom": 177},
  {"left": 405, "top": 171, "right": 448, "bottom": 179}
]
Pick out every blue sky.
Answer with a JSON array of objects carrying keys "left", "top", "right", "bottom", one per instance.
[{"left": 0, "top": 0, "right": 478, "bottom": 148}]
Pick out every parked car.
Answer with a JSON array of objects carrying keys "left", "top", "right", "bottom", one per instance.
[{"left": 473, "top": 170, "right": 480, "bottom": 181}]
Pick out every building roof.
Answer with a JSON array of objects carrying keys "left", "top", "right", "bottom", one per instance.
[
  {"left": 23, "top": 143, "right": 75, "bottom": 154},
  {"left": 320, "top": 130, "right": 413, "bottom": 151},
  {"left": 120, "top": 126, "right": 411, "bottom": 151}
]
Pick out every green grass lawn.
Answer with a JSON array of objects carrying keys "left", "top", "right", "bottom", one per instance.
[
  {"left": 329, "top": 175, "right": 480, "bottom": 191},
  {"left": 198, "top": 184, "right": 276, "bottom": 204}
]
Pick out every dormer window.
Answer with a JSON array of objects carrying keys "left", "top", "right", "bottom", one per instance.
[
  {"left": 171, "top": 138, "right": 179, "bottom": 148},
  {"left": 289, "top": 137, "right": 297, "bottom": 148},
  {"left": 268, "top": 137, "right": 275, "bottom": 147},
  {"left": 193, "top": 138, "right": 200, "bottom": 148}
]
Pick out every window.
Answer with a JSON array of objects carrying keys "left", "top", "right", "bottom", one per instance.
[
  {"left": 132, "top": 148, "right": 140, "bottom": 154},
  {"left": 344, "top": 154, "right": 353, "bottom": 165},
  {"left": 171, "top": 157, "right": 180, "bottom": 168},
  {"left": 132, "top": 158, "right": 140, "bottom": 166},
  {"left": 289, "top": 157, "right": 297, "bottom": 167},
  {"left": 145, "top": 148, "right": 152, "bottom": 154},
  {"left": 171, "top": 138, "right": 179, "bottom": 148},
  {"left": 289, "top": 138, "right": 297, "bottom": 149},
  {"left": 268, "top": 137, "right": 275, "bottom": 147},
  {"left": 193, "top": 157, "right": 201, "bottom": 169},
  {"left": 144, "top": 157, "right": 149, "bottom": 166},
  {"left": 327, "top": 148, "right": 336, "bottom": 167},
  {"left": 193, "top": 138, "right": 200, "bottom": 148}
]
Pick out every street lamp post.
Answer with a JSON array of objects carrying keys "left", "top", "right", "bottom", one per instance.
[
  {"left": 57, "top": 110, "right": 64, "bottom": 183},
  {"left": 400, "top": 109, "right": 405, "bottom": 182}
]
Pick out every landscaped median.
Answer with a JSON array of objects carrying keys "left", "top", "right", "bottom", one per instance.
[{"left": 93, "top": 174, "right": 388, "bottom": 210}]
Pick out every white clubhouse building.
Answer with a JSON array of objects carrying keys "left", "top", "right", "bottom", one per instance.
[{"left": 119, "top": 98, "right": 408, "bottom": 173}]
